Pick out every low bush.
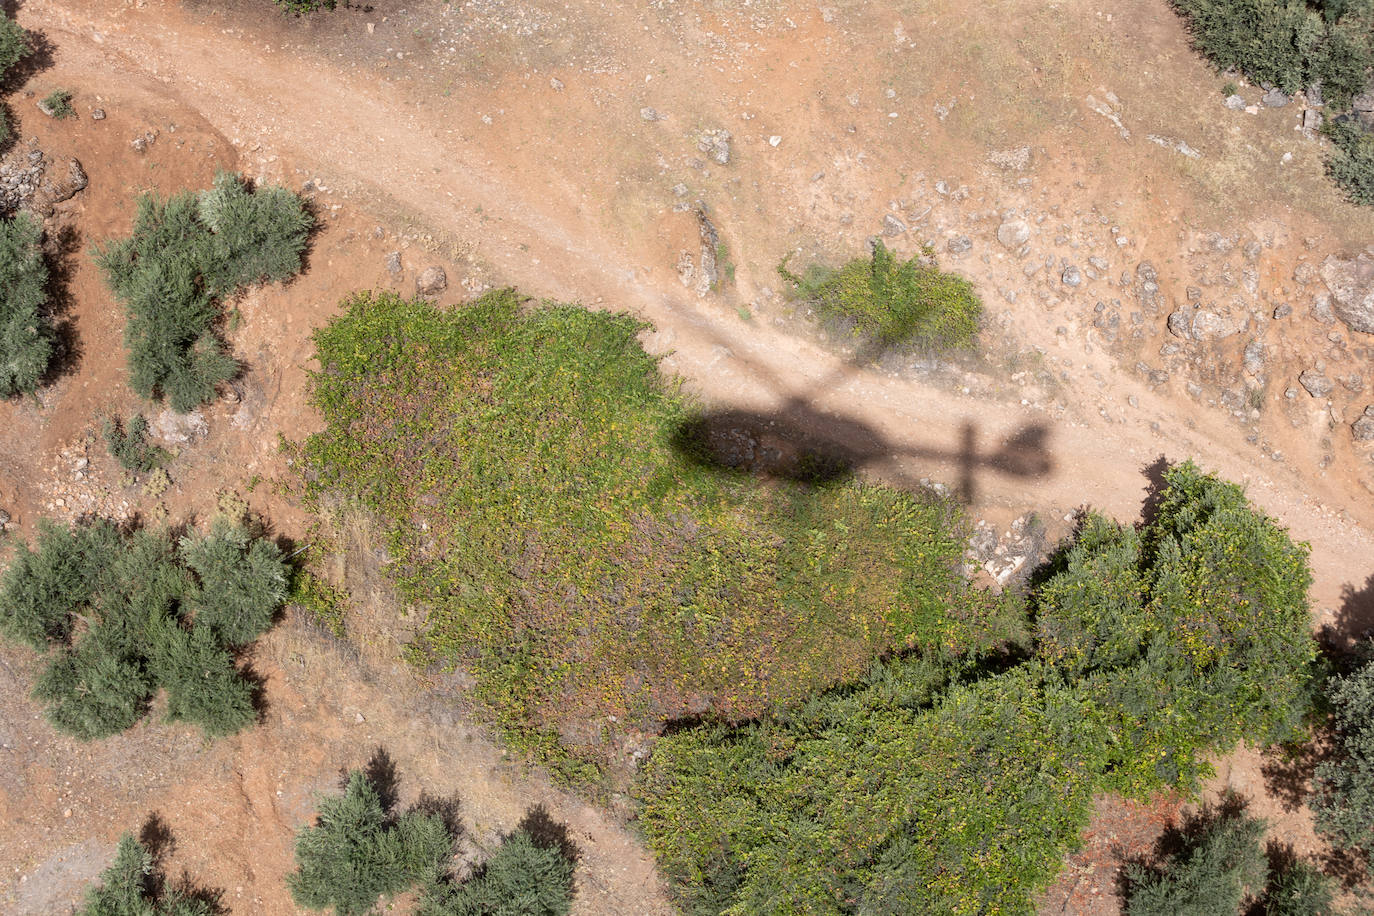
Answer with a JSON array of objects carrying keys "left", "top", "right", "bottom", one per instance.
[
  {"left": 275, "top": 0, "right": 338, "bottom": 12},
  {"left": 102, "top": 413, "right": 166, "bottom": 473},
  {"left": 639, "top": 463, "right": 1318, "bottom": 914},
  {"left": 778, "top": 240, "right": 981, "bottom": 351},
  {"left": 77, "top": 834, "right": 216, "bottom": 916},
  {"left": 0, "top": 212, "right": 53, "bottom": 397},
  {"left": 1327, "top": 119, "right": 1374, "bottom": 204},
  {"left": 95, "top": 172, "right": 312, "bottom": 412},
  {"left": 41, "top": 88, "right": 73, "bottom": 120},
  {"left": 0, "top": 517, "right": 288, "bottom": 739},
  {"left": 302, "top": 289, "right": 975, "bottom": 776}
]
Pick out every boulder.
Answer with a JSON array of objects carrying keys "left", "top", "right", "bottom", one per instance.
[
  {"left": 1321, "top": 253, "right": 1374, "bottom": 334},
  {"left": 1354, "top": 406, "right": 1374, "bottom": 442},
  {"left": 415, "top": 266, "right": 447, "bottom": 296},
  {"left": 1298, "top": 369, "right": 1333, "bottom": 398},
  {"left": 996, "top": 219, "right": 1031, "bottom": 249}
]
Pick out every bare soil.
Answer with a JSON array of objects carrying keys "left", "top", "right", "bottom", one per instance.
[{"left": 2, "top": 0, "right": 1374, "bottom": 912}]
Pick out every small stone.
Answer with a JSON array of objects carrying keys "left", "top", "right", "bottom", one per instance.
[
  {"left": 947, "top": 235, "right": 972, "bottom": 255},
  {"left": 1224, "top": 94, "right": 1245, "bottom": 111},
  {"left": 640, "top": 107, "right": 660, "bottom": 121},
  {"left": 549, "top": 77, "right": 564, "bottom": 91},
  {"left": 1062, "top": 265, "right": 1082, "bottom": 287},
  {"left": 768, "top": 135, "right": 781, "bottom": 147},
  {"left": 1274, "top": 303, "right": 1292, "bottom": 319},
  {"left": 1186, "top": 285, "right": 1202, "bottom": 301},
  {"left": 1353, "top": 92, "right": 1374, "bottom": 113},
  {"left": 91, "top": 108, "right": 105, "bottom": 121},
  {"left": 882, "top": 214, "right": 906, "bottom": 237},
  {"left": 0, "top": 509, "right": 9, "bottom": 526},
  {"left": 996, "top": 219, "right": 1031, "bottom": 249},
  {"left": 1311, "top": 293, "right": 1337, "bottom": 325},
  {"left": 1243, "top": 339, "right": 1265, "bottom": 375},
  {"left": 1303, "top": 109, "right": 1322, "bottom": 130},
  {"left": 131, "top": 136, "right": 148, "bottom": 152},
  {"left": 1299, "top": 369, "right": 1334, "bottom": 398},
  {"left": 1262, "top": 88, "right": 1289, "bottom": 107},
  {"left": 671, "top": 182, "right": 688, "bottom": 197},
  {"left": 697, "top": 129, "right": 731, "bottom": 165},
  {"left": 385, "top": 251, "right": 402, "bottom": 276},
  {"left": 415, "top": 266, "right": 447, "bottom": 296}
]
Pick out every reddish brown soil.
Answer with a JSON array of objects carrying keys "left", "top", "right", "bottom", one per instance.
[{"left": 1, "top": 0, "right": 1373, "bottom": 913}]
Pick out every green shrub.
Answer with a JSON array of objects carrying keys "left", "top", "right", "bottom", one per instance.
[
  {"left": 0, "top": 15, "right": 31, "bottom": 83},
  {"left": 288, "top": 769, "right": 454, "bottom": 916},
  {"left": 1171, "top": 0, "right": 1374, "bottom": 104},
  {"left": 302, "top": 289, "right": 972, "bottom": 774},
  {"left": 1124, "top": 803, "right": 1268, "bottom": 916},
  {"left": 77, "top": 834, "right": 216, "bottom": 916},
  {"left": 95, "top": 172, "right": 312, "bottom": 412},
  {"left": 419, "top": 830, "right": 576, "bottom": 916},
  {"left": 1263, "top": 859, "right": 1338, "bottom": 915},
  {"left": 103, "top": 413, "right": 166, "bottom": 473},
  {"left": 41, "top": 89, "right": 73, "bottom": 120},
  {"left": 638, "top": 463, "right": 1317, "bottom": 914},
  {"left": 1327, "top": 119, "right": 1374, "bottom": 204},
  {"left": 778, "top": 240, "right": 981, "bottom": 350},
  {"left": 0, "top": 212, "right": 54, "bottom": 397},
  {"left": 0, "top": 519, "right": 288, "bottom": 739},
  {"left": 1311, "top": 654, "right": 1374, "bottom": 853}
]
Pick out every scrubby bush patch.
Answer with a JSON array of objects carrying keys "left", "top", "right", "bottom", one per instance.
[
  {"left": 302, "top": 290, "right": 976, "bottom": 777},
  {"left": 103, "top": 413, "right": 166, "bottom": 473},
  {"left": 638, "top": 463, "right": 1318, "bottom": 914},
  {"left": 95, "top": 172, "right": 312, "bottom": 411},
  {"left": 778, "top": 240, "right": 981, "bottom": 351},
  {"left": 0, "top": 517, "right": 288, "bottom": 739},
  {"left": 0, "top": 212, "right": 53, "bottom": 397}
]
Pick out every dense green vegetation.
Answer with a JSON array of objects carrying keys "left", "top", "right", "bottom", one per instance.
[
  {"left": 76, "top": 834, "right": 216, "bottom": 916},
  {"left": 778, "top": 241, "right": 982, "bottom": 351},
  {"left": 95, "top": 171, "right": 312, "bottom": 412},
  {"left": 1311, "top": 646, "right": 1374, "bottom": 859},
  {"left": 1171, "top": 0, "right": 1374, "bottom": 202},
  {"left": 1123, "top": 799, "right": 1334, "bottom": 916},
  {"left": 0, "top": 13, "right": 30, "bottom": 82},
  {"left": 0, "top": 212, "right": 52, "bottom": 397},
  {"left": 302, "top": 289, "right": 978, "bottom": 777},
  {"left": 0, "top": 517, "right": 288, "bottom": 738},
  {"left": 290, "top": 762, "right": 576, "bottom": 916},
  {"left": 638, "top": 464, "right": 1317, "bottom": 914},
  {"left": 275, "top": 0, "right": 337, "bottom": 12},
  {"left": 103, "top": 413, "right": 167, "bottom": 473}
]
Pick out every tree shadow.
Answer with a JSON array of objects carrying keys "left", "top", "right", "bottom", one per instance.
[
  {"left": 1322, "top": 572, "right": 1374, "bottom": 659},
  {"left": 363, "top": 744, "right": 401, "bottom": 814},
  {"left": 1260, "top": 737, "right": 1333, "bottom": 814},
  {"left": 0, "top": 16, "right": 56, "bottom": 95},
  {"left": 37, "top": 222, "right": 84, "bottom": 388},
  {"left": 135, "top": 812, "right": 228, "bottom": 913},
  {"left": 515, "top": 803, "right": 581, "bottom": 867},
  {"left": 411, "top": 790, "right": 464, "bottom": 842}
]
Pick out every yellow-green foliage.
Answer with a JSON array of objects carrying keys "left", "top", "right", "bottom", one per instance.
[
  {"left": 780, "top": 241, "right": 981, "bottom": 350},
  {"left": 301, "top": 290, "right": 972, "bottom": 774},
  {"left": 639, "top": 463, "right": 1317, "bottom": 915}
]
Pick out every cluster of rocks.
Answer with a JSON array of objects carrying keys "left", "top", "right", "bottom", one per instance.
[
  {"left": 0, "top": 143, "right": 88, "bottom": 217},
  {"left": 965, "top": 515, "right": 1046, "bottom": 589}
]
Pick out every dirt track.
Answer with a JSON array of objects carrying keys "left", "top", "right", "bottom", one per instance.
[{"left": 4, "top": 0, "right": 1374, "bottom": 912}]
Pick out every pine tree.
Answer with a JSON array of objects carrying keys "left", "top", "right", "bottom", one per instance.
[
  {"left": 148, "top": 619, "right": 256, "bottom": 738},
  {"left": 288, "top": 769, "right": 454, "bottom": 916},
  {"left": 76, "top": 833, "right": 217, "bottom": 916},
  {"left": 0, "top": 519, "right": 119, "bottom": 649}
]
